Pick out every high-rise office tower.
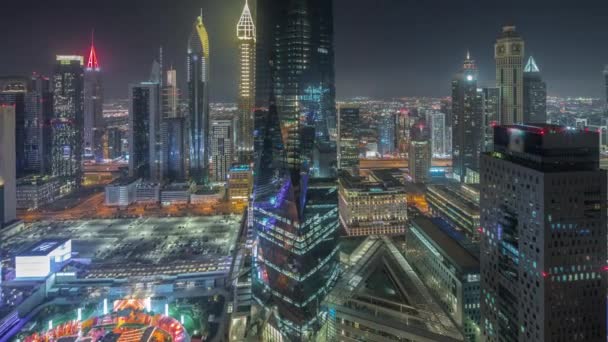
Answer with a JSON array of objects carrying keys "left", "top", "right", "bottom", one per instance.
[
  {"left": 210, "top": 119, "right": 233, "bottom": 182},
  {"left": 161, "top": 117, "right": 187, "bottom": 181},
  {"left": 378, "top": 113, "right": 397, "bottom": 157},
  {"left": 187, "top": 12, "right": 210, "bottom": 184},
  {"left": 161, "top": 68, "right": 180, "bottom": 119},
  {"left": 495, "top": 25, "right": 524, "bottom": 124},
  {"left": 452, "top": 52, "right": 482, "bottom": 183},
  {"left": 252, "top": 0, "right": 339, "bottom": 339},
  {"left": 29, "top": 74, "right": 53, "bottom": 174},
  {"left": 481, "top": 87, "right": 500, "bottom": 151},
  {"left": 523, "top": 56, "right": 547, "bottom": 124},
  {"left": 409, "top": 123, "right": 431, "bottom": 183},
  {"left": 337, "top": 105, "right": 360, "bottom": 173},
  {"left": 480, "top": 124, "right": 606, "bottom": 341},
  {"left": 237, "top": 0, "right": 256, "bottom": 160},
  {"left": 84, "top": 33, "right": 104, "bottom": 160},
  {"left": 52, "top": 55, "right": 84, "bottom": 185},
  {"left": 0, "top": 77, "right": 27, "bottom": 176},
  {"left": 128, "top": 82, "right": 161, "bottom": 181},
  {"left": 0, "top": 105, "right": 16, "bottom": 226},
  {"left": 428, "top": 111, "right": 447, "bottom": 157}
]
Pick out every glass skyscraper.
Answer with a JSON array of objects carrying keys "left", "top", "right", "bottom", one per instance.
[
  {"left": 452, "top": 52, "right": 482, "bottom": 183},
  {"left": 187, "top": 12, "right": 210, "bottom": 185},
  {"left": 252, "top": 0, "right": 339, "bottom": 339},
  {"left": 523, "top": 56, "right": 547, "bottom": 124}
]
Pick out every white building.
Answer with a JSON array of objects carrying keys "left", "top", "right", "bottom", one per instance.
[{"left": 15, "top": 239, "right": 72, "bottom": 279}]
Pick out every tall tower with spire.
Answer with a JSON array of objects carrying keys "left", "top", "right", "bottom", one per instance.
[
  {"left": 236, "top": 0, "right": 256, "bottom": 161},
  {"left": 495, "top": 25, "right": 525, "bottom": 124},
  {"left": 523, "top": 56, "right": 547, "bottom": 123},
  {"left": 84, "top": 30, "right": 103, "bottom": 160},
  {"left": 187, "top": 11, "right": 210, "bottom": 185},
  {"left": 452, "top": 51, "right": 482, "bottom": 183}
]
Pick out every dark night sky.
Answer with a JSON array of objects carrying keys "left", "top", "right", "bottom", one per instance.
[{"left": 1, "top": 0, "right": 607, "bottom": 101}]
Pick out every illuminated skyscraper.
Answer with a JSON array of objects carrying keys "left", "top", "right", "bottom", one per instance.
[
  {"left": 237, "top": 0, "right": 256, "bottom": 160},
  {"left": 409, "top": 123, "right": 431, "bottom": 184},
  {"left": 51, "top": 55, "right": 84, "bottom": 185},
  {"left": 0, "top": 105, "right": 16, "bottom": 226},
  {"left": 427, "top": 111, "right": 447, "bottom": 157},
  {"left": 523, "top": 56, "right": 547, "bottom": 124},
  {"left": 161, "top": 69, "right": 180, "bottom": 119},
  {"left": 378, "top": 113, "right": 397, "bottom": 157},
  {"left": 84, "top": 32, "right": 104, "bottom": 160},
  {"left": 252, "top": 0, "right": 339, "bottom": 339},
  {"left": 187, "top": 11, "right": 210, "bottom": 184},
  {"left": 495, "top": 25, "right": 524, "bottom": 124},
  {"left": 128, "top": 82, "right": 160, "bottom": 181},
  {"left": 452, "top": 52, "right": 482, "bottom": 183},
  {"left": 480, "top": 125, "right": 606, "bottom": 341},
  {"left": 210, "top": 119, "right": 233, "bottom": 182},
  {"left": 337, "top": 105, "right": 360, "bottom": 173}
]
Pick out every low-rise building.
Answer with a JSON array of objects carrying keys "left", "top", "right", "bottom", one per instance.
[
  {"left": 426, "top": 183, "right": 480, "bottom": 240},
  {"left": 405, "top": 216, "right": 481, "bottom": 341},
  {"left": 338, "top": 170, "right": 407, "bottom": 236},
  {"left": 16, "top": 176, "right": 61, "bottom": 210},
  {"left": 135, "top": 182, "right": 160, "bottom": 203},
  {"left": 160, "top": 183, "right": 191, "bottom": 206},
  {"left": 104, "top": 177, "right": 140, "bottom": 207},
  {"left": 15, "top": 239, "right": 72, "bottom": 279}
]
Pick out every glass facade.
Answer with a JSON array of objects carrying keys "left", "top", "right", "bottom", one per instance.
[
  {"left": 187, "top": 14, "right": 210, "bottom": 184},
  {"left": 252, "top": 1, "right": 339, "bottom": 339}
]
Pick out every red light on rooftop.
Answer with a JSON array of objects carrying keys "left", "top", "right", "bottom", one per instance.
[
  {"left": 602, "top": 266, "right": 608, "bottom": 271},
  {"left": 542, "top": 271, "right": 549, "bottom": 278},
  {"left": 87, "top": 30, "right": 100, "bottom": 70}
]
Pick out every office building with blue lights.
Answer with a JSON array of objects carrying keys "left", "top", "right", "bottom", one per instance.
[{"left": 480, "top": 124, "right": 606, "bottom": 341}]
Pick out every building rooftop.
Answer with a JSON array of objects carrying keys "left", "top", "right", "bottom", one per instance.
[
  {"left": 327, "top": 236, "right": 464, "bottom": 341},
  {"left": 410, "top": 216, "right": 479, "bottom": 272},
  {"left": 18, "top": 238, "right": 70, "bottom": 257},
  {"left": 426, "top": 184, "right": 479, "bottom": 216}
]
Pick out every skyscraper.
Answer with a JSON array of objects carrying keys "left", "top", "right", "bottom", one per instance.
[
  {"left": 29, "top": 74, "right": 53, "bottom": 174},
  {"left": 237, "top": 0, "right": 256, "bottom": 161},
  {"left": 452, "top": 52, "right": 482, "bottom": 183},
  {"left": 378, "top": 113, "right": 397, "bottom": 157},
  {"left": 128, "top": 82, "right": 160, "bottom": 181},
  {"left": 0, "top": 105, "right": 16, "bottom": 226},
  {"left": 210, "top": 119, "right": 233, "bottom": 182},
  {"left": 51, "top": 55, "right": 84, "bottom": 185},
  {"left": 337, "top": 105, "right": 360, "bottom": 173},
  {"left": 481, "top": 87, "right": 500, "bottom": 151},
  {"left": 480, "top": 124, "right": 606, "bottom": 341},
  {"left": 427, "top": 111, "right": 447, "bottom": 157},
  {"left": 161, "top": 117, "right": 186, "bottom": 181},
  {"left": 409, "top": 123, "right": 431, "bottom": 184},
  {"left": 523, "top": 56, "right": 547, "bottom": 124},
  {"left": 495, "top": 25, "right": 525, "bottom": 124},
  {"left": 84, "top": 33, "right": 104, "bottom": 160},
  {"left": 0, "top": 77, "right": 27, "bottom": 177},
  {"left": 161, "top": 68, "right": 180, "bottom": 119},
  {"left": 252, "top": 0, "right": 339, "bottom": 339},
  {"left": 187, "top": 12, "right": 210, "bottom": 185}
]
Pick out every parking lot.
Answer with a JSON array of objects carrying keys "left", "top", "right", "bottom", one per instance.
[{"left": 3, "top": 215, "right": 242, "bottom": 272}]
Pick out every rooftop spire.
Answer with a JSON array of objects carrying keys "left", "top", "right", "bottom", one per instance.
[
  {"left": 87, "top": 29, "right": 99, "bottom": 71},
  {"left": 237, "top": 0, "right": 256, "bottom": 40},
  {"left": 463, "top": 50, "right": 476, "bottom": 70},
  {"left": 524, "top": 56, "right": 540, "bottom": 73}
]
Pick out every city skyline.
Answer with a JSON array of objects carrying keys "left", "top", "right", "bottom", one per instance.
[{"left": 1, "top": 0, "right": 607, "bottom": 100}]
